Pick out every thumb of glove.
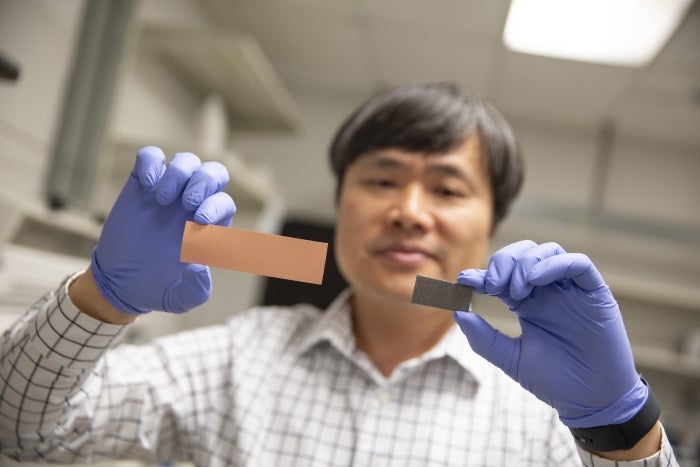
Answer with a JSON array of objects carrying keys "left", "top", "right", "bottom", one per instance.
[
  {"left": 453, "top": 310, "right": 519, "bottom": 380},
  {"left": 163, "top": 264, "right": 212, "bottom": 313}
]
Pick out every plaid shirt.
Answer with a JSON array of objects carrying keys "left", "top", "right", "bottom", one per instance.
[{"left": 0, "top": 274, "right": 677, "bottom": 466}]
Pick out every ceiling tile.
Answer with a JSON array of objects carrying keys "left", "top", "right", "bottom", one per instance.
[
  {"left": 618, "top": 2, "right": 700, "bottom": 145},
  {"left": 203, "top": 0, "right": 374, "bottom": 96},
  {"left": 360, "top": 0, "right": 510, "bottom": 39},
  {"left": 201, "top": 0, "right": 361, "bottom": 22},
  {"left": 651, "top": 0, "right": 700, "bottom": 70},
  {"left": 198, "top": 0, "right": 699, "bottom": 143},
  {"left": 369, "top": 28, "right": 497, "bottom": 96},
  {"left": 495, "top": 52, "right": 637, "bottom": 128}
]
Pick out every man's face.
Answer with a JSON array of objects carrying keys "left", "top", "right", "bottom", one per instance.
[{"left": 335, "top": 135, "right": 494, "bottom": 306}]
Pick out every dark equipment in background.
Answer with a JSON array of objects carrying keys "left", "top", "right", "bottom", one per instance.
[{"left": 0, "top": 50, "right": 20, "bottom": 81}]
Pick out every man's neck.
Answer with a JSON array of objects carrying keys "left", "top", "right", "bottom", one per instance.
[{"left": 351, "top": 291, "right": 455, "bottom": 378}]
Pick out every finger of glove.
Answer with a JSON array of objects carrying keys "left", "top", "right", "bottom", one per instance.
[
  {"left": 133, "top": 146, "right": 167, "bottom": 189},
  {"left": 483, "top": 240, "right": 538, "bottom": 296},
  {"left": 453, "top": 310, "right": 519, "bottom": 380},
  {"left": 194, "top": 192, "right": 237, "bottom": 227},
  {"left": 528, "top": 253, "right": 606, "bottom": 292},
  {"left": 155, "top": 152, "right": 202, "bottom": 206},
  {"left": 510, "top": 242, "right": 567, "bottom": 300},
  {"left": 182, "top": 161, "right": 230, "bottom": 211},
  {"left": 457, "top": 269, "right": 487, "bottom": 293},
  {"left": 163, "top": 263, "right": 212, "bottom": 313}
]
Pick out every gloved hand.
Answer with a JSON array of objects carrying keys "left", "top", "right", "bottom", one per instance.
[
  {"left": 454, "top": 240, "right": 648, "bottom": 429},
  {"left": 91, "top": 146, "right": 236, "bottom": 315}
]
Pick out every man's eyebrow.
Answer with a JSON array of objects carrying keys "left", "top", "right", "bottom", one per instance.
[
  {"left": 365, "top": 154, "right": 404, "bottom": 169},
  {"left": 425, "top": 163, "right": 467, "bottom": 178},
  {"left": 426, "top": 160, "right": 480, "bottom": 193}
]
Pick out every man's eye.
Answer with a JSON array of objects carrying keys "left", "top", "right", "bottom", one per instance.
[
  {"left": 365, "top": 178, "right": 396, "bottom": 188},
  {"left": 435, "top": 187, "right": 461, "bottom": 198}
]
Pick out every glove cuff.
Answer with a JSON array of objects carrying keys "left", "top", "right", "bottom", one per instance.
[
  {"left": 569, "top": 379, "right": 660, "bottom": 452},
  {"left": 91, "top": 249, "right": 150, "bottom": 315}
]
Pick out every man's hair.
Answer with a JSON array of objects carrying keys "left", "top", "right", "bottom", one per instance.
[{"left": 329, "top": 81, "right": 524, "bottom": 231}]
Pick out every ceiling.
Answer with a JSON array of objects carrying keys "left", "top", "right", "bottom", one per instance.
[{"left": 198, "top": 0, "right": 700, "bottom": 148}]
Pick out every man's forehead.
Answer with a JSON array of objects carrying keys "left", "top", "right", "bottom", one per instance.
[{"left": 355, "top": 140, "right": 483, "bottom": 170}]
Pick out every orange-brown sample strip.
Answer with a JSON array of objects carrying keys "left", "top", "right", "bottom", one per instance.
[{"left": 180, "top": 221, "right": 328, "bottom": 284}]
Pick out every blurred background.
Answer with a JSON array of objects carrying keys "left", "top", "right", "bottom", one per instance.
[{"left": 0, "top": 0, "right": 698, "bottom": 465}]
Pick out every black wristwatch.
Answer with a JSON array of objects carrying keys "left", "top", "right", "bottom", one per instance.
[{"left": 569, "top": 381, "right": 661, "bottom": 452}]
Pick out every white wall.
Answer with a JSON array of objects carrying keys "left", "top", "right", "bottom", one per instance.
[
  {"left": 0, "top": 0, "right": 92, "bottom": 331},
  {"left": 0, "top": 0, "right": 85, "bottom": 202}
]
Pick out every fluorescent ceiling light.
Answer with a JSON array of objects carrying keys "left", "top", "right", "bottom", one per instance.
[{"left": 503, "top": 0, "right": 694, "bottom": 67}]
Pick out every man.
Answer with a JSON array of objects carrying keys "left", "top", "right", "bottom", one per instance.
[{"left": 0, "top": 82, "right": 678, "bottom": 465}]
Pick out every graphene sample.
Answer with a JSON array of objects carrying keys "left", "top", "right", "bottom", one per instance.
[{"left": 411, "top": 275, "right": 473, "bottom": 311}]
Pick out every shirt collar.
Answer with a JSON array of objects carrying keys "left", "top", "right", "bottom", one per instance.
[
  {"left": 435, "top": 324, "right": 494, "bottom": 384},
  {"left": 293, "top": 288, "right": 357, "bottom": 361},
  {"left": 292, "top": 289, "right": 493, "bottom": 385}
]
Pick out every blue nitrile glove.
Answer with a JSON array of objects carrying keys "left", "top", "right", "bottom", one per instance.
[
  {"left": 91, "top": 146, "right": 236, "bottom": 315},
  {"left": 453, "top": 240, "right": 648, "bottom": 429}
]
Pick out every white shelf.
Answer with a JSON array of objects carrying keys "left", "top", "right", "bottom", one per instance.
[
  {"left": 0, "top": 187, "right": 101, "bottom": 246},
  {"left": 0, "top": 244, "right": 90, "bottom": 329},
  {"left": 605, "top": 273, "right": 700, "bottom": 312},
  {"left": 633, "top": 345, "right": 700, "bottom": 380}
]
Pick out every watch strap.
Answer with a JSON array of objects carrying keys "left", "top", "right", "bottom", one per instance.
[{"left": 570, "top": 383, "right": 661, "bottom": 452}]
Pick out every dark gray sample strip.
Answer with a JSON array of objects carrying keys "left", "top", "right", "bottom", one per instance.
[{"left": 411, "top": 275, "right": 473, "bottom": 311}]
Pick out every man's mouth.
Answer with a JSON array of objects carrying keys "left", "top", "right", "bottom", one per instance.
[{"left": 376, "top": 243, "right": 436, "bottom": 266}]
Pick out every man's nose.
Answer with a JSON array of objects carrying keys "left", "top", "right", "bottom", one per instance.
[{"left": 389, "top": 185, "right": 434, "bottom": 232}]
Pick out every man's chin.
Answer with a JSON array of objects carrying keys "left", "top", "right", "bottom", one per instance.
[
  {"left": 371, "top": 277, "right": 421, "bottom": 305},
  {"left": 355, "top": 265, "right": 450, "bottom": 303}
]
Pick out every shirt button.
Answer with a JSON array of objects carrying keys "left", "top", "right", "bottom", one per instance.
[{"left": 376, "top": 389, "right": 391, "bottom": 404}]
